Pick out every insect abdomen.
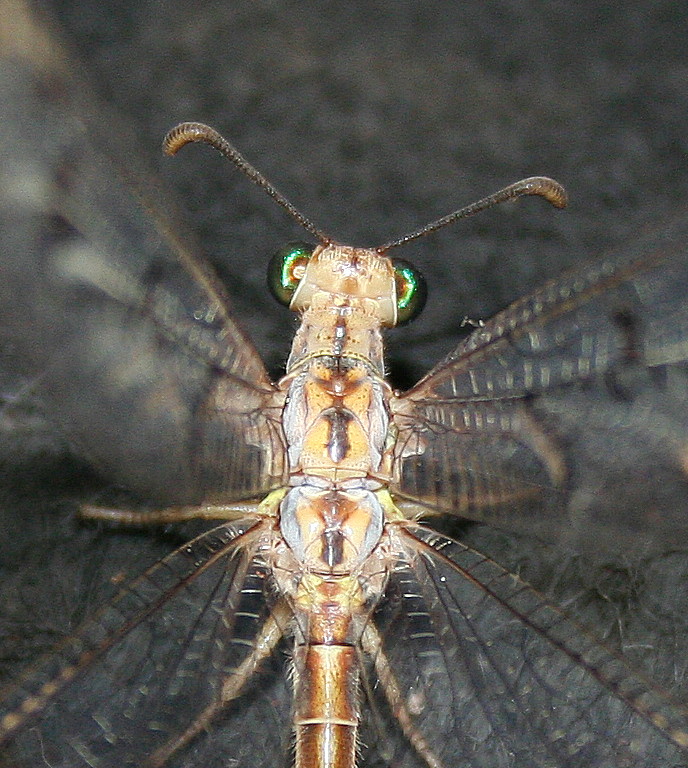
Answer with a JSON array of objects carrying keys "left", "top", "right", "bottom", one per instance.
[{"left": 293, "top": 643, "right": 360, "bottom": 768}]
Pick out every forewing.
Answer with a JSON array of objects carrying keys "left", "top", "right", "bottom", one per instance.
[
  {"left": 361, "top": 524, "right": 688, "bottom": 768},
  {"left": 0, "top": 518, "right": 292, "bottom": 768},
  {"left": 392, "top": 217, "right": 688, "bottom": 553},
  {"left": 0, "top": 0, "right": 286, "bottom": 504}
]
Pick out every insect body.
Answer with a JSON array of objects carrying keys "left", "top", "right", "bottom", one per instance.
[
  {"left": 3, "top": 3, "right": 688, "bottom": 768},
  {"left": 242, "top": 240, "right": 403, "bottom": 768}
]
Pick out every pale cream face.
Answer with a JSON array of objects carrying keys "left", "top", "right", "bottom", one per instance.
[{"left": 289, "top": 243, "right": 398, "bottom": 326}]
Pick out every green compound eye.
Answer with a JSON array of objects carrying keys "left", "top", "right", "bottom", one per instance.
[
  {"left": 267, "top": 242, "right": 315, "bottom": 307},
  {"left": 392, "top": 258, "right": 427, "bottom": 325}
]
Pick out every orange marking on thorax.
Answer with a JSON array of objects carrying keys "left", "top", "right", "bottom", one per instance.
[{"left": 297, "top": 363, "right": 385, "bottom": 480}]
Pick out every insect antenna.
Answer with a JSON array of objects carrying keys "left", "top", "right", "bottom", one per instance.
[
  {"left": 163, "top": 122, "right": 332, "bottom": 244},
  {"left": 377, "top": 176, "right": 568, "bottom": 252},
  {"left": 164, "top": 123, "right": 567, "bottom": 256}
]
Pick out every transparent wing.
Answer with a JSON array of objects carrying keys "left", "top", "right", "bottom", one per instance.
[
  {"left": 361, "top": 524, "right": 688, "bottom": 768},
  {"left": 392, "top": 217, "right": 688, "bottom": 553},
  {"left": 0, "top": 0, "right": 286, "bottom": 504},
  {"left": 0, "top": 518, "right": 293, "bottom": 768}
]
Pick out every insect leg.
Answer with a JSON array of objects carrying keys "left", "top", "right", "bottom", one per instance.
[
  {"left": 80, "top": 501, "right": 266, "bottom": 526},
  {"left": 361, "top": 623, "right": 445, "bottom": 768},
  {"left": 147, "top": 600, "right": 290, "bottom": 767}
]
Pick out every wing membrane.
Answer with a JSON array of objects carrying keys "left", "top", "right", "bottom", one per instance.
[
  {"left": 361, "top": 524, "right": 688, "bottom": 768},
  {"left": 392, "top": 218, "right": 688, "bottom": 552},
  {"left": 0, "top": 518, "right": 292, "bottom": 768},
  {"left": 0, "top": 0, "right": 287, "bottom": 503}
]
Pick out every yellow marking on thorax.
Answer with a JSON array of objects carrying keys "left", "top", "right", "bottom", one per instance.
[{"left": 294, "top": 574, "right": 364, "bottom": 633}]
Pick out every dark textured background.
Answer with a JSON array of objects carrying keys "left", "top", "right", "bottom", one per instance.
[{"left": 1, "top": 0, "right": 687, "bottom": 762}]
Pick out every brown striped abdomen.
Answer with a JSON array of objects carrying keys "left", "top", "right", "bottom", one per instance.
[{"left": 293, "top": 643, "right": 360, "bottom": 768}]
